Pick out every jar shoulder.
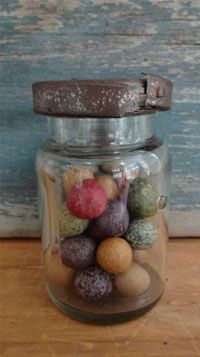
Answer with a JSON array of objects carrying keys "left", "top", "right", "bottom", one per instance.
[{"left": 36, "top": 138, "right": 171, "bottom": 180}]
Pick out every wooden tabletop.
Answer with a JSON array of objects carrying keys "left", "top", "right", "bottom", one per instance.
[{"left": 1, "top": 238, "right": 200, "bottom": 357}]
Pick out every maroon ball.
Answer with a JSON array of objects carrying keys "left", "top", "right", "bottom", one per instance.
[
  {"left": 66, "top": 179, "right": 107, "bottom": 219},
  {"left": 88, "top": 200, "right": 129, "bottom": 240},
  {"left": 60, "top": 235, "right": 96, "bottom": 270},
  {"left": 74, "top": 266, "right": 113, "bottom": 301}
]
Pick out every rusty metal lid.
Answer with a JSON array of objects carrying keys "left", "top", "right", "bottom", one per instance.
[{"left": 32, "top": 75, "right": 173, "bottom": 118}]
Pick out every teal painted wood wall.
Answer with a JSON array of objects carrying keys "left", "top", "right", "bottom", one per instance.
[{"left": 0, "top": 0, "right": 200, "bottom": 237}]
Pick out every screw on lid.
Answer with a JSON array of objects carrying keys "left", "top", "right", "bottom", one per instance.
[{"left": 32, "top": 75, "right": 173, "bottom": 118}]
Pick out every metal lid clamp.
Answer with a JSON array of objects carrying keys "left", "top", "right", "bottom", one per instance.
[{"left": 145, "top": 75, "right": 173, "bottom": 111}]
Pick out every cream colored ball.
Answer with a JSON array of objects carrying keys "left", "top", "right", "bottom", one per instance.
[
  {"left": 44, "top": 250, "right": 74, "bottom": 287},
  {"left": 96, "top": 175, "right": 118, "bottom": 200},
  {"left": 96, "top": 237, "right": 133, "bottom": 273},
  {"left": 115, "top": 262, "right": 150, "bottom": 297},
  {"left": 63, "top": 167, "right": 94, "bottom": 193}
]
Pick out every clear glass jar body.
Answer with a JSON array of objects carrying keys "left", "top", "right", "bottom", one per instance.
[{"left": 36, "top": 114, "right": 171, "bottom": 323}]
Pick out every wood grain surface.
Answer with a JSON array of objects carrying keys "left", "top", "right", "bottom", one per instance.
[
  {"left": 0, "top": 238, "right": 200, "bottom": 356},
  {"left": 0, "top": 0, "right": 200, "bottom": 236}
]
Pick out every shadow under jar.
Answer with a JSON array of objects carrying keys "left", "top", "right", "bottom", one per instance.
[{"left": 33, "top": 76, "right": 173, "bottom": 324}]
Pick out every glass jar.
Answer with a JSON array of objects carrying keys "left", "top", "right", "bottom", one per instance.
[{"left": 33, "top": 76, "right": 173, "bottom": 323}]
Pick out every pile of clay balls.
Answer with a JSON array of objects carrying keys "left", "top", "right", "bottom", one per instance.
[{"left": 56, "top": 165, "right": 158, "bottom": 301}]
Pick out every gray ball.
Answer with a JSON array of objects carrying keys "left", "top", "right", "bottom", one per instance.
[
  {"left": 125, "top": 219, "right": 157, "bottom": 250},
  {"left": 60, "top": 235, "right": 96, "bottom": 270},
  {"left": 74, "top": 266, "right": 113, "bottom": 301}
]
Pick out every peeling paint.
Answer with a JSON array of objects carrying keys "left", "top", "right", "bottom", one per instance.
[
  {"left": 0, "top": 0, "right": 200, "bottom": 236},
  {"left": 15, "top": 15, "right": 63, "bottom": 32},
  {"left": 92, "top": 0, "right": 142, "bottom": 9},
  {"left": 0, "top": 203, "right": 40, "bottom": 237}
]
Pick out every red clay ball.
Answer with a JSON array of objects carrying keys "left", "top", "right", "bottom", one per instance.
[{"left": 67, "top": 179, "right": 108, "bottom": 219}]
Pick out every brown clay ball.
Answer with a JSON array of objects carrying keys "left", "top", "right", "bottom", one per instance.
[
  {"left": 99, "top": 163, "right": 122, "bottom": 174},
  {"left": 44, "top": 250, "right": 74, "bottom": 287},
  {"left": 63, "top": 167, "right": 94, "bottom": 193},
  {"left": 96, "top": 175, "right": 118, "bottom": 200},
  {"left": 115, "top": 262, "right": 150, "bottom": 297},
  {"left": 96, "top": 237, "right": 133, "bottom": 273}
]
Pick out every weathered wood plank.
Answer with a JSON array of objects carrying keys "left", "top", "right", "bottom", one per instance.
[{"left": 0, "top": 0, "right": 200, "bottom": 236}]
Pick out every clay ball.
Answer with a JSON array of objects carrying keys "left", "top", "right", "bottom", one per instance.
[
  {"left": 60, "top": 235, "right": 96, "bottom": 270},
  {"left": 125, "top": 219, "right": 157, "bottom": 250},
  {"left": 58, "top": 203, "right": 88, "bottom": 237},
  {"left": 88, "top": 200, "right": 129, "bottom": 240},
  {"left": 96, "top": 175, "right": 118, "bottom": 200},
  {"left": 115, "top": 263, "right": 150, "bottom": 297},
  {"left": 67, "top": 179, "right": 107, "bottom": 219},
  {"left": 63, "top": 167, "right": 94, "bottom": 193},
  {"left": 45, "top": 250, "right": 74, "bottom": 287},
  {"left": 97, "top": 237, "right": 133, "bottom": 273},
  {"left": 127, "top": 177, "right": 158, "bottom": 218},
  {"left": 125, "top": 164, "right": 140, "bottom": 181},
  {"left": 74, "top": 266, "right": 113, "bottom": 301},
  {"left": 99, "top": 163, "right": 122, "bottom": 174}
]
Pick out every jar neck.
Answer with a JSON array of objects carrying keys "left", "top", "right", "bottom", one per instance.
[{"left": 47, "top": 113, "right": 156, "bottom": 152}]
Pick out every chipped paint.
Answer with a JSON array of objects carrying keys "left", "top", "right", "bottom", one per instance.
[
  {"left": 92, "top": 0, "right": 142, "bottom": 9},
  {"left": 0, "top": 0, "right": 200, "bottom": 236},
  {"left": 0, "top": 203, "right": 40, "bottom": 237},
  {"left": 15, "top": 15, "right": 64, "bottom": 32}
]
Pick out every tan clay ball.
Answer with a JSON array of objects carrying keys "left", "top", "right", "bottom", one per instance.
[
  {"left": 96, "top": 175, "right": 118, "bottom": 200},
  {"left": 63, "top": 167, "right": 94, "bottom": 193},
  {"left": 96, "top": 237, "right": 133, "bottom": 273},
  {"left": 115, "top": 262, "right": 150, "bottom": 297},
  {"left": 44, "top": 250, "right": 74, "bottom": 287}
]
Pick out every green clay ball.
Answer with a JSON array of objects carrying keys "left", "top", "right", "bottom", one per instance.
[
  {"left": 125, "top": 219, "right": 157, "bottom": 250},
  {"left": 58, "top": 203, "right": 89, "bottom": 237},
  {"left": 127, "top": 177, "right": 157, "bottom": 218}
]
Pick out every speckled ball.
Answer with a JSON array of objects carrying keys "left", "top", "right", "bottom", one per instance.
[
  {"left": 115, "top": 263, "right": 150, "bottom": 297},
  {"left": 44, "top": 250, "right": 74, "bottom": 287},
  {"left": 58, "top": 203, "right": 89, "bottom": 237},
  {"left": 60, "top": 235, "right": 96, "bottom": 270},
  {"left": 125, "top": 219, "right": 157, "bottom": 250},
  {"left": 97, "top": 237, "right": 133, "bottom": 273},
  {"left": 63, "top": 166, "right": 94, "bottom": 193},
  {"left": 127, "top": 177, "right": 158, "bottom": 218},
  {"left": 88, "top": 200, "right": 129, "bottom": 240},
  {"left": 74, "top": 266, "right": 113, "bottom": 301},
  {"left": 96, "top": 175, "right": 118, "bottom": 200}
]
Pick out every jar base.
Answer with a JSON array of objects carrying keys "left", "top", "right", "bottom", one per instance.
[{"left": 47, "top": 285, "right": 163, "bottom": 324}]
